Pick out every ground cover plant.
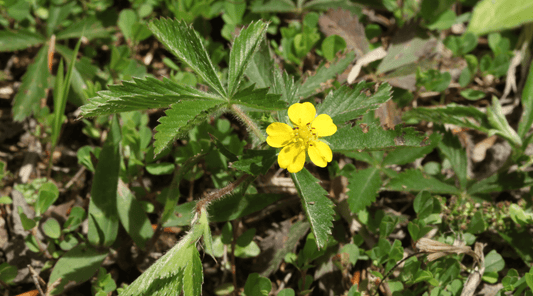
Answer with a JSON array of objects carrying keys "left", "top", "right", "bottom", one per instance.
[{"left": 1, "top": 0, "right": 533, "bottom": 295}]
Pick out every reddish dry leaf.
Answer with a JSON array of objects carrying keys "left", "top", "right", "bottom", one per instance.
[{"left": 318, "top": 8, "right": 369, "bottom": 58}]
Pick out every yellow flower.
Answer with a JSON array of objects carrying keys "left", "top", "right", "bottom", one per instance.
[{"left": 266, "top": 102, "right": 337, "bottom": 173}]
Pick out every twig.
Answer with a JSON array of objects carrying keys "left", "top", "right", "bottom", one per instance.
[
  {"left": 371, "top": 252, "right": 422, "bottom": 296},
  {"left": 28, "top": 265, "right": 46, "bottom": 296},
  {"left": 63, "top": 166, "right": 86, "bottom": 190}
]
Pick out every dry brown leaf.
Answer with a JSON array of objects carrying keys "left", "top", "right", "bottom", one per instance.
[
  {"left": 318, "top": 8, "right": 369, "bottom": 58},
  {"left": 375, "top": 99, "right": 402, "bottom": 130},
  {"left": 472, "top": 135, "right": 498, "bottom": 163}
]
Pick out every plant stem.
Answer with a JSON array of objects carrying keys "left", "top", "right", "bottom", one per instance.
[
  {"left": 230, "top": 105, "right": 266, "bottom": 143},
  {"left": 195, "top": 174, "right": 250, "bottom": 214}
]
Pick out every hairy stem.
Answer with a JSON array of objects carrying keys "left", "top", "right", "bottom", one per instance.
[
  {"left": 195, "top": 174, "right": 250, "bottom": 214},
  {"left": 230, "top": 105, "right": 266, "bottom": 143}
]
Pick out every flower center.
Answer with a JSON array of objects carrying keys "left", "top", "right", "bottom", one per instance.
[{"left": 293, "top": 123, "right": 317, "bottom": 146}]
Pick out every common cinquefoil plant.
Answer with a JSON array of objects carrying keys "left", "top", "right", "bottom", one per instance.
[{"left": 79, "top": 18, "right": 426, "bottom": 295}]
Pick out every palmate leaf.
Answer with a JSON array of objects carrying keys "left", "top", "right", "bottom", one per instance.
[
  {"left": 298, "top": 51, "right": 355, "bottom": 98},
  {"left": 121, "top": 207, "right": 209, "bottom": 296},
  {"left": 347, "top": 167, "right": 381, "bottom": 213},
  {"left": 119, "top": 231, "right": 202, "bottom": 296},
  {"left": 231, "top": 84, "right": 287, "bottom": 110},
  {"left": 228, "top": 21, "right": 268, "bottom": 97},
  {"left": 154, "top": 100, "right": 224, "bottom": 154},
  {"left": 387, "top": 169, "right": 460, "bottom": 194},
  {"left": 291, "top": 168, "right": 335, "bottom": 249},
  {"left": 438, "top": 130, "right": 468, "bottom": 190},
  {"left": 12, "top": 46, "right": 50, "bottom": 121},
  {"left": 245, "top": 37, "right": 274, "bottom": 89},
  {"left": 149, "top": 18, "right": 226, "bottom": 97},
  {"left": 316, "top": 82, "right": 391, "bottom": 124},
  {"left": 80, "top": 76, "right": 224, "bottom": 117},
  {"left": 0, "top": 29, "right": 45, "bottom": 52},
  {"left": 329, "top": 124, "right": 428, "bottom": 153}
]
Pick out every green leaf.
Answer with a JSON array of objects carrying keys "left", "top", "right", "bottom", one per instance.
[
  {"left": 0, "top": 196, "right": 12, "bottom": 204},
  {"left": 196, "top": 207, "right": 214, "bottom": 258},
  {"left": 64, "top": 206, "right": 86, "bottom": 232},
  {"left": 0, "top": 263, "right": 17, "bottom": 284},
  {"left": 387, "top": 169, "right": 461, "bottom": 194},
  {"left": 119, "top": 230, "right": 201, "bottom": 296},
  {"left": 468, "top": 211, "right": 486, "bottom": 234},
  {"left": 413, "top": 191, "right": 434, "bottom": 220},
  {"left": 46, "top": 2, "right": 76, "bottom": 37},
  {"left": 420, "top": 0, "right": 455, "bottom": 22},
  {"left": 416, "top": 69, "right": 451, "bottom": 92},
  {"left": 403, "top": 104, "right": 491, "bottom": 133},
  {"left": 88, "top": 116, "right": 121, "bottom": 247},
  {"left": 43, "top": 218, "right": 61, "bottom": 239},
  {"left": 484, "top": 250, "right": 505, "bottom": 273},
  {"left": 0, "top": 29, "right": 45, "bottom": 52},
  {"left": 35, "top": 182, "right": 59, "bottom": 216},
  {"left": 116, "top": 179, "right": 154, "bottom": 250},
  {"left": 322, "top": 35, "right": 347, "bottom": 62},
  {"left": 245, "top": 37, "right": 274, "bottom": 89},
  {"left": 460, "top": 89, "right": 486, "bottom": 101},
  {"left": 277, "top": 289, "right": 296, "bottom": 296},
  {"left": 250, "top": 0, "right": 296, "bottom": 13},
  {"left": 55, "top": 17, "right": 111, "bottom": 40},
  {"left": 298, "top": 51, "right": 356, "bottom": 98},
  {"left": 146, "top": 162, "right": 175, "bottom": 175},
  {"left": 383, "top": 132, "right": 441, "bottom": 165},
  {"left": 118, "top": 9, "right": 137, "bottom": 42},
  {"left": 243, "top": 273, "right": 272, "bottom": 296},
  {"left": 161, "top": 152, "right": 205, "bottom": 224},
  {"left": 317, "top": 83, "right": 391, "bottom": 124},
  {"left": 498, "top": 226, "right": 533, "bottom": 265},
  {"left": 154, "top": 100, "right": 223, "bottom": 155},
  {"left": 346, "top": 167, "right": 381, "bottom": 213},
  {"left": 329, "top": 124, "right": 427, "bottom": 153},
  {"left": 230, "top": 149, "right": 277, "bottom": 176},
  {"left": 18, "top": 207, "right": 36, "bottom": 230},
  {"left": 468, "top": 170, "right": 533, "bottom": 195},
  {"left": 230, "top": 85, "right": 287, "bottom": 110},
  {"left": 12, "top": 46, "right": 50, "bottom": 121},
  {"left": 272, "top": 70, "right": 300, "bottom": 105},
  {"left": 526, "top": 271, "right": 533, "bottom": 291},
  {"left": 51, "top": 37, "right": 82, "bottom": 148},
  {"left": 438, "top": 130, "right": 468, "bottom": 189},
  {"left": 291, "top": 168, "right": 335, "bottom": 249},
  {"left": 467, "top": 0, "right": 533, "bottom": 35},
  {"left": 487, "top": 96, "right": 522, "bottom": 146},
  {"left": 48, "top": 243, "right": 108, "bottom": 294},
  {"left": 426, "top": 9, "right": 456, "bottom": 30},
  {"left": 518, "top": 61, "right": 533, "bottom": 139},
  {"left": 149, "top": 18, "right": 226, "bottom": 97},
  {"left": 81, "top": 77, "right": 223, "bottom": 117},
  {"left": 228, "top": 21, "right": 268, "bottom": 97},
  {"left": 210, "top": 193, "right": 283, "bottom": 223}
]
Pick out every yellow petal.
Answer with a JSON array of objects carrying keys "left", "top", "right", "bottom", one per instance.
[
  {"left": 308, "top": 141, "right": 333, "bottom": 167},
  {"left": 266, "top": 122, "right": 294, "bottom": 148},
  {"left": 288, "top": 102, "right": 316, "bottom": 127},
  {"left": 278, "top": 142, "right": 306, "bottom": 173},
  {"left": 311, "top": 114, "right": 337, "bottom": 137}
]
